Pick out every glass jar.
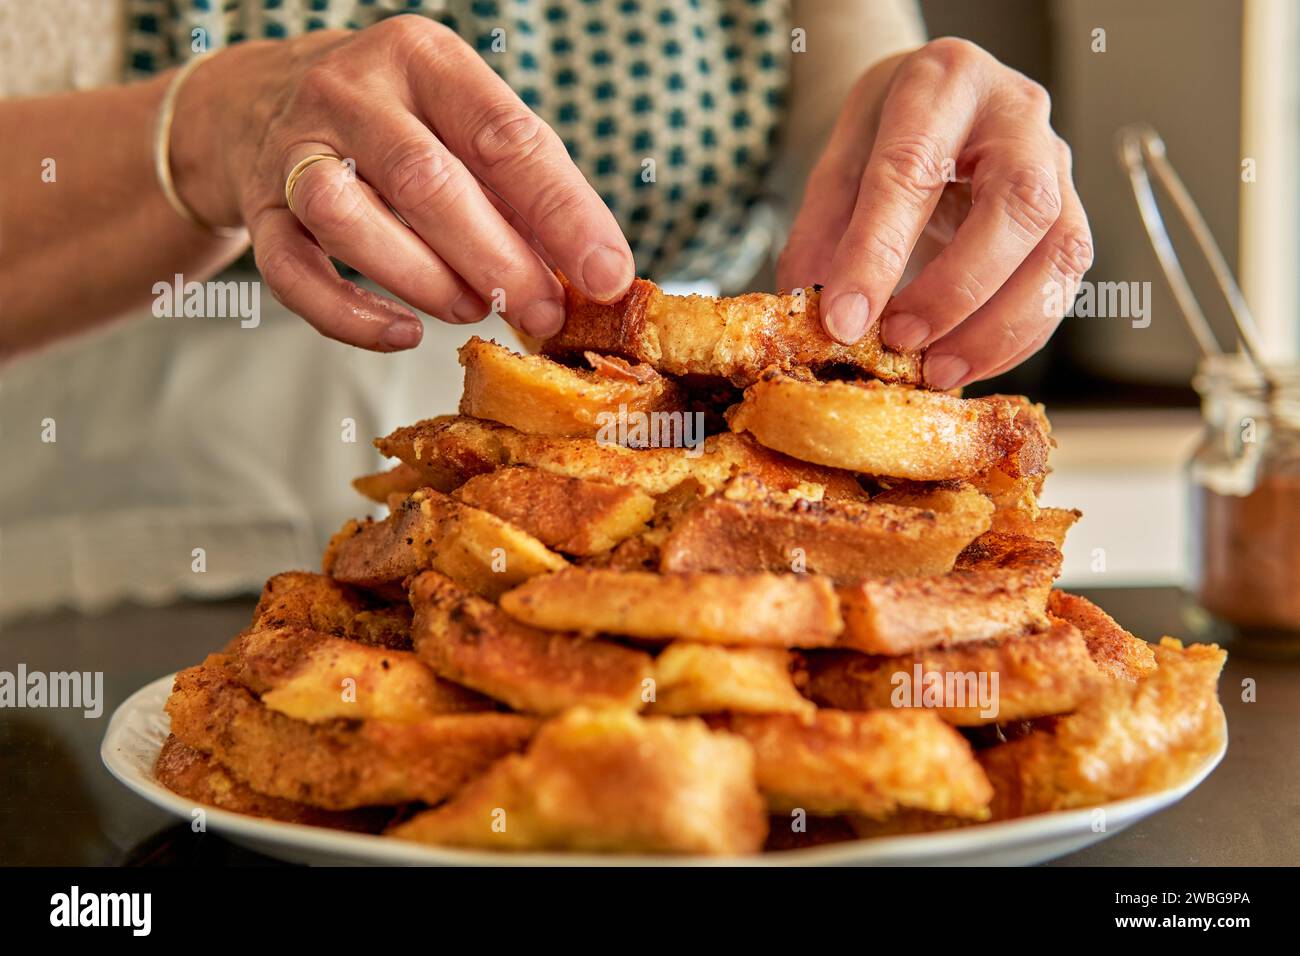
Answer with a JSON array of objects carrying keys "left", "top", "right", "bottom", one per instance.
[{"left": 1187, "top": 354, "right": 1300, "bottom": 656}]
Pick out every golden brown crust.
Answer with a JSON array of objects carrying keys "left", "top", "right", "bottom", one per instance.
[
  {"left": 990, "top": 502, "right": 1080, "bottom": 549},
  {"left": 375, "top": 415, "right": 869, "bottom": 501},
  {"left": 542, "top": 275, "right": 921, "bottom": 387},
  {"left": 226, "top": 626, "right": 493, "bottom": 722},
  {"left": 453, "top": 466, "right": 655, "bottom": 556},
  {"left": 323, "top": 488, "right": 567, "bottom": 599},
  {"left": 500, "top": 567, "right": 844, "bottom": 648},
  {"left": 727, "top": 371, "right": 1053, "bottom": 482},
  {"left": 408, "top": 571, "right": 653, "bottom": 714},
  {"left": 352, "top": 463, "right": 425, "bottom": 504},
  {"left": 648, "top": 643, "right": 815, "bottom": 717},
  {"left": 389, "top": 708, "right": 768, "bottom": 855},
  {"left": 154, "top": 735, "right": 393, "bottom": 833},
  {"left": 458, "top": 336, "right": 685, "bottom": 438},
  {"left": 800, "top": 617, "right": 1103, "bottom": 726},
  {"left": 250, "top": 571, "right": 412, "bottom": 650},
  {"left": 722, "top": 710, "right": 992, "bottom": 820},
  {"left": 836, "top": 533, "right": 1062, "bottom": 655},
  {"left": 165, "top": 659, "right": 537, "bottom": 809},
  {"left": 373, "top": 415, "right": 511, "bottom": 492},
  {"left": 978, "top": 638, "right": 1226, "bottom": 818},
  {"left": 1048, "top": 591, "right": 1157, "bottom": 682},
  {"left": 659, "top": 483, "right": 993, "bottom": 581}
]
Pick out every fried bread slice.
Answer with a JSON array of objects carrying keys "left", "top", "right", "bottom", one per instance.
[
  {"left": 225, "top": 626, "right": 492, "bottom": 723},
  {"left": 458, "top": 336, "right": 685, "bottom": 438},
  {"left": 453, "top": 466, "right": 655, "bottom": 556},
  {"left": 950, "top": 465, "right": 1079, "bottom": 549},
  {"left": 800, "top": 617, "right": 1103, "bottom": 725},
  {"left": 389, "top": 708, "right": 768, "bottom": 855},
  {"left": 835, "top": 533, "right": 1061, "bottom": 654},
  {"left": 374, "top": 415, "right": 869, "bottom": 501},
  {"left": 728, "top": 371, "right": 1052, "bottom": 482},
  {"left": 352, "top": 462, "right": 425, "bottom": 504},
  {"left": 408, "top": 571, "right": 653, "bottom": 714},
  {"left": 540, "top": 274, "right": 921, "bottom": 387},
  {"left": 323, "top": 487, "right": 568, "bottom": 599},
  {"left": 648, "top": 644, "right": 814, "bottom": 717},
  {"left": 722, "top": 710, "right": 993, "bottom": 820},
  {"left": 978, "top": 638, "right": 1226, "bottom": 818},
  {"left": 500, "top": 567, "right": 843, "bottom": 647},
  {"left": 154, "top": 735, "right": 393, "bottom": 833},
  {"left": 1048, "top": 590, "right": 1157, "bottom": 682},
  {"left": 996, "top": 506, "right": 1080, "bottom": 548},
  {"left": 165, "top": 658, "right": 537, "bottom": 809},
  {"left": 250, "top": 571, "right": 412, "bottom": 650},
  {"left": 659, "top": 482, "right": 993, "bottom": 581}
]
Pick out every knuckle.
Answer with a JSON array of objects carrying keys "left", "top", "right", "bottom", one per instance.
[
  {"left": 377, "top": 13, "right": 449, "bottom": 51},
  {"left": 1018, "top": 77, "right": 1051, "bottom": 111},
  {"left": 527, "top": 180, "right": 588, "bottom": 234},
  {"left": 295, "top": 63, "right": 351, "bottom": 110},
  {"left": 375, "top": 16, "right": 473, "bottom": 77},
  {"left": 874, "top": 135, "right": 947, "bottom": 204},
  {"left": 1054, "top": 136, "right": 1075, "bottom": 171},
  {"left": 478, "top": 259, "right": 528, "bottom": 293},
  {"left": 1047, "top": 228, "right": 1095, "bottom": 283},
  {"left": 919, "top": 37, "right": 984, "bottom": 73},
  {"left": 1000, "top": 166, "right": 1061, "bottom": 238},
  {"left": 383, "top": 141, "right": 463, "bottom": 213},
  {"left": 948, "top": 265, "right": 987, "bottom": 312},
  {"left": 294, "top": 169, "right": 365, "bottom": 233},
  {"left": 856, "top": 218, "right": 912, "bottom": 276},
  {"left": 996, "top": 320, "right": 1032, "bottom": 356},
  {"left": 469, "top": 103, "right": 552, "bottom": 171},
  {"left": 255, "top": 243, "right": 304, "bottom": 304}
]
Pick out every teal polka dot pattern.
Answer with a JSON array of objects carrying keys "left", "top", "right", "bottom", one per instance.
[{"left": 126, "top": 0, "right": 792, "bottom": 283}]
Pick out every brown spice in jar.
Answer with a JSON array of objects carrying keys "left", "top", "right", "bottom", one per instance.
[{"left": 1197, "top": 472, "right": 1300, "bottom": 631}]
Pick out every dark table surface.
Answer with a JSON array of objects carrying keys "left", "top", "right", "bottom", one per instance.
[{"left": 2, "top": 587, "right": 1296, "bottom": 867}]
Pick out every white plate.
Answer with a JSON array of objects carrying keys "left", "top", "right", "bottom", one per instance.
[{"left": 103, "top": 673, "right": 1227, "bottom": 867}]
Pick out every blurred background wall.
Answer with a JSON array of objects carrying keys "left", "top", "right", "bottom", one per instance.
[{"left": 922, "top": 0, "right": 1298, "bottom": 587}]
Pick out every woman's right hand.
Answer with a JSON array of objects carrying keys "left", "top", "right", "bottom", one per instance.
[{"left": 171, "top": 15, "right": 634, "bottom": 350}]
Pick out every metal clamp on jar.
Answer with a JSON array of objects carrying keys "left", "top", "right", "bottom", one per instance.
[{"left": 1118, "top": 125, "right": 1300, "bottom": 656}]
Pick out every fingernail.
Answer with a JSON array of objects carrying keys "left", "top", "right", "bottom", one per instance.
[
  {"left": 824, "top": 292, "right": 871, "bottom": 344},
  {"left": 519, "top": 298, "right": 565, "bottom": 337},
  {"left": 581, "top": 245, "right": 633, "bottom": 301},
  {"left": 884, "top": 312, "right": 930, "bottom": 351},
  {"left": 381, "top": 318, "right": 423, "bottom": 350},
  {"left": 925, "top": 354, "right": 970, "bottom": 390},
  {"left": 450, "top": 292, "right": 485, "bottom": 323}
]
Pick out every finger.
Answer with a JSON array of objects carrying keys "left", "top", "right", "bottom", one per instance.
[
  {"left": 818, "top": 49, "right": 981, "bottom": 343},
  {"left": 403, "top": 31, "right": 633, "bottom": 302},
  {"left": 882, "top": 106, "right": 1063, "bottom": 352},
  {"left": 286, "top": 146, "right": 487, "bottom": 324},
  {"left": 776, "top": 154, "right": 860, "bottom": 293},
  {"left": 777, "top": 73, "right": 884, "bottom": 291},
  {"left": 249, "top": 206, "right": 425, "bottom": 351},
  {"left": 981, "top": 322, "right": 1057, "bottom": 381},
  {"left": 351, "top": 114, "right": 566, "bottom": 337},
  {"left": 478, "top": 177, "right": 557, "bottom": 271},
  {"left": 922, "top": 157, "right": 1092, "bottom": 389}
]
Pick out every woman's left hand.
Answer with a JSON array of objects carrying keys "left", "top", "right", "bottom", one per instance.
[{"left": 778, "top": 38, "right": 1093, "bottom": 389}]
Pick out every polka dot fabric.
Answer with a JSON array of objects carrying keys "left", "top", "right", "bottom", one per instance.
[{"left": 127, "top": 0, "right": 792, "bottom": 284}]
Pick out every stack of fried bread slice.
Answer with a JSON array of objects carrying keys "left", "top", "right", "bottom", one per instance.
[{"left": 157, "top": 277, "right": 1226, "bottom": 857}]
